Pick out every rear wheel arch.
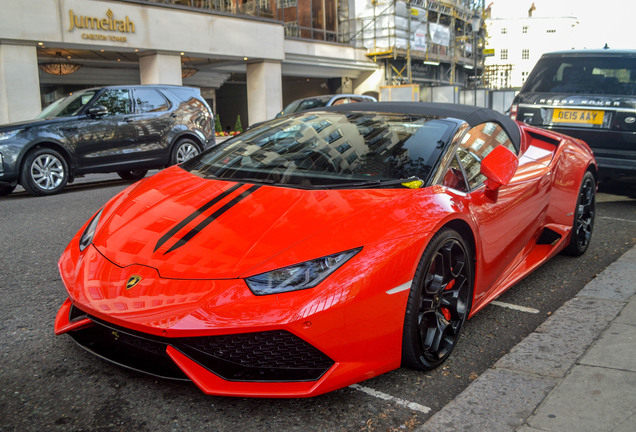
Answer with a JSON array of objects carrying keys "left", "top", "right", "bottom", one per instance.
[{"left": 169, "top": 133, "right": 203, "bottom": 165}]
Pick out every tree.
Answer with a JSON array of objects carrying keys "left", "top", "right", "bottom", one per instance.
[{"left": 234, "top": 115, "right": 243, "bottom": 133}]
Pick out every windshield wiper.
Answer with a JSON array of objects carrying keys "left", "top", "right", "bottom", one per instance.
[
  {"left": 202, "top": 174, "right": 277, "bottom": 186},
  {"left": 310, "top": 177, "right": 424, "bottom": 190}
]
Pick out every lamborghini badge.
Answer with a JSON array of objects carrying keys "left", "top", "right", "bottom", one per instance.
[{"left": 126, "top": 275, "right": 142, "bottom": 290}]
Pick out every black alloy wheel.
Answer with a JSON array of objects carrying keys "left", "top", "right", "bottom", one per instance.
[
  {"left": 170, "top": 138, "right": 200, "bottom": 165},
  {"left": 563, "top": 171, "right": 596, "bottom": 256},
  {"left": 402, "top": 228, "right": 473, "bottom": 370},
  {"left": 117, "top": 169, "right": 148, "bottom": 181},
  {"left": 20, "top": 148, "right": 68, "bottom": 196}
]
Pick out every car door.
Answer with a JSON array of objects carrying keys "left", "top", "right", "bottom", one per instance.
[
  {"left": 75, "top": 88, "right": 139, "bottom": 171},
  {"left": 129, "top": 87, "right": 175, "bottom": 165},
  {"left": 440, "top": 121, "right": 552, "bottom": 303}
]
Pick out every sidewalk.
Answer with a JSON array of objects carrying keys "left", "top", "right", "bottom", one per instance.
[{"left": 417, "top": 245, "right": 636, "bottom": 432}]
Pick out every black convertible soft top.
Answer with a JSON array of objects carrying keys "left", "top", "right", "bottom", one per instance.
[{"left": 322, "top": 102, "right": 521, "bottom": 151}]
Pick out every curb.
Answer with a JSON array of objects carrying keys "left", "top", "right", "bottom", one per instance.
[{"left": 416, "top": 245, "right": 636, "bottom": 432}]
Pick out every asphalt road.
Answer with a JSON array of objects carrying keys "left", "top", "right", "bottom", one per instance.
[{"left": 1, "top": 173, "right": 635, "bottom": 432}]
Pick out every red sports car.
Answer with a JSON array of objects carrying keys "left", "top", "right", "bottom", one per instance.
[{"left": 55, "top": 103, "right": 596, "bottom": 397}]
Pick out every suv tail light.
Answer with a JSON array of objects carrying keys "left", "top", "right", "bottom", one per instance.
[{"left": 509, "top": 104, "right": 518, "bottom": 120}]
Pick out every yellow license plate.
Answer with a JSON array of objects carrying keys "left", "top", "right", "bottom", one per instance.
[{"left": 552, "top": 109, "right": 604, "bottom": 125}]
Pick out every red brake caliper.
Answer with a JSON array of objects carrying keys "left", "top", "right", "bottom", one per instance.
[{"left": 442, "top": 278, "right": 455, "bottom": 321}]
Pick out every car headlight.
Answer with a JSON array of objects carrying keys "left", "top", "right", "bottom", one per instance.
[
  {"left": 0, "top": 129, "right": 22, "bottom": 141},
  {"left": 245, "top": 248, "right": 361, "bottom": 296},
  {"left": 79, "top": 209, "right": 103, "bottom": 251}
]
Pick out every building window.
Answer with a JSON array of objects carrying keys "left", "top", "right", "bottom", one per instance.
[
  {"left": 522, "top": 25, "right": 528, "bottom": 34},
  {"left": 284, "top": 21, "right": 299, "bottom": 38},
  {"left": 500, "top": 49, "right": 508, "bottom": 60},
  {"left": 522, "top": 49, "right": 530, "bottom": 60},
  {"left": 326, "top": 129, "right": 343, "bottom": 144},
  {"left": 501, "top": 27, "right": 507, "bottom": 34},
  {"left": 521, "top": 71, "right": 529, "bottom": 82},
  {"left": 336, "top": 142, "right": 351, "bottom": 153},
  {"left": 546, "top": 29, "right": 556, "bottom": 33},
  {"left": 482, "top": 122, "right": 497, "bottom": 136}
]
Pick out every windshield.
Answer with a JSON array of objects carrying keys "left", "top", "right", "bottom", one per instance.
[
  {"left": 281, "top": 96, "right": 333, "bottom": 115},
  {"left": 523, "top": 55, "right": 636, "bottom": 95},
  {"left": 181, "top": 111, "right": 455, "bottom": 189},
  {"left": 36, "top": 90, "right": 99, "bottom": 119}
]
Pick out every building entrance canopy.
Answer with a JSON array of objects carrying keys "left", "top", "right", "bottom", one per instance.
[{"left": 0, "top": 0, "right": 377, "bottom": 124}]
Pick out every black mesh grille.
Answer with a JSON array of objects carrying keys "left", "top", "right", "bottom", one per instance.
[
  {"left": 65, "top": 307, "right": 334, "bottom": 382},
  {"left": 175, "top": 330, "right": 335, "bottom": 382}
]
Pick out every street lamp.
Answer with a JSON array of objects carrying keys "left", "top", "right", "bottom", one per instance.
[{"left": 470, "top": 13, "right": 482, "bottom": 105}]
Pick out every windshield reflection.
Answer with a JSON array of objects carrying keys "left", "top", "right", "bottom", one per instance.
[
  {"left": 37, "top": 90, "right": 98, "bottom": 119},
  {"left": 181, "top": 111, "right": 454, "bottom": 189}
]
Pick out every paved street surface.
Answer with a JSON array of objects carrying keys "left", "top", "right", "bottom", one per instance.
[
  {"left": 420, "top": 245, "right": 636, "bottom": 432},
  {"left": 1, "top": 172, "right": 635, "bottom": 431}
]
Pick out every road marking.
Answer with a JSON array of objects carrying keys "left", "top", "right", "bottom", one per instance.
[
  {"left": 386, "top": 280, "right": 413, "bottom": 295},
  {"left": 491, "top": 301, "right": 539, "bottom": 314},
  {"left": 598, "top": 216, "right": 636, "bottom": 224},
  {"left": 350, "top": 384, "right": 431, "bottom": 414}
]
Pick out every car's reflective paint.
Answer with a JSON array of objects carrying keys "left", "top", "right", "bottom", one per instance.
[
  {"left": 55, "top": 107, "right": 596, "bottom": 397},
  {"left": 0, "top": 85, "right": 214, "bottom": 192}
]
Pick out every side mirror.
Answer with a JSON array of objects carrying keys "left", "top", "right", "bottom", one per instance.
[
  {"left": 87, "top": 105, "right": 109, "bottom": 118},
  {"left": 480, "top": 145, "right": 518, "bottom": 191}
]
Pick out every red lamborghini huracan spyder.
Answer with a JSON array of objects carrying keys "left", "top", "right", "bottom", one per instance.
[{"left": 55, "top": 103, "right": 596, "bottom": 397}]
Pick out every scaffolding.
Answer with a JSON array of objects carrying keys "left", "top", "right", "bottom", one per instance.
[
  {"left": 483, "top": 64, "right": 513, "bottom": 89},
  {"left": 343, "top": 0, "right": 484, "bottom": 87}
]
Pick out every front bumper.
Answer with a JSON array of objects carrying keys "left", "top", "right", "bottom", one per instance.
[
  {"left": 55, "top": 242, "right": 412, "bottom": 397},
  {"left": 56, "top": 299, "right": 335, "bottom": 388}
]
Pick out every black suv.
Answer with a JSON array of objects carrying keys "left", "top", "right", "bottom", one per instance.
[
  {"left": 0, "top": 85, "right": 214, "bottom": 196},
  {"left": 510, "top": 49, "right": 636, "bottom": 185}
]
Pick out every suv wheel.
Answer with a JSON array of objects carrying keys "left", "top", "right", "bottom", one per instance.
[
  {"left": 20, "top": 148, "right": 68, "bottom": 196},
  {"left": 171, "top": 138, "right": 200, "bottom": 165},
  {"left": 117, "top": 169, "right": 148, "bottom": 181}
]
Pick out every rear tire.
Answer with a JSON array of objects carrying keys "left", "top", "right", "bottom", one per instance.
[
  {"left": 562, "top": 171, "right": 596, "bottom": 256},
  {"left": 402, "top": 228, "right": 474, "bottom": 370},
  {"left": 117, "top": 169, "right": 148, "bottom": 181},
  {"left": 170, "top": 138, "right": 200, "bottom": 165},
  {"left": 20, "top": 148, "right": 68, "bottom": 196}
]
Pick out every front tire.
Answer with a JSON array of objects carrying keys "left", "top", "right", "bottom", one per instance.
[
  {"left": 170, "top": 138, "right": 200, "bottom": 165},
  {"left": 402, "top": 228, "right": 473, "bottom": 370},
  {"left": 562, "top": 171, "right": 596, "bottom": 256},
  {"left": 117, "top": 169, "right": 148, "bottom": 181},
  {"left": 20, "top": 148, "right": 68, "bottom": 196}
]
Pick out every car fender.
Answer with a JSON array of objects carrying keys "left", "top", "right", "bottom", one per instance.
[{"left": 16, "top": 139, "right": 76, "bottom": 179}]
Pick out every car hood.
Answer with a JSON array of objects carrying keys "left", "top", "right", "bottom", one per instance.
[
  {"left": 92, "top": 167, "right": 435, "bottom": 279},
  {"left": 0, "top": 116, "right": 77, "bottom": 132}
]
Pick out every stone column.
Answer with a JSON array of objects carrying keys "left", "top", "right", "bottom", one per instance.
[
  {"left": 0, "top": 44, "right": 42, "bottom": 123},
  {"left": 246, "top": 60, "right": 282, "bottom": 126},
  {"left": 139, "top": 53, "right": 182, "bottom": 85}
]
